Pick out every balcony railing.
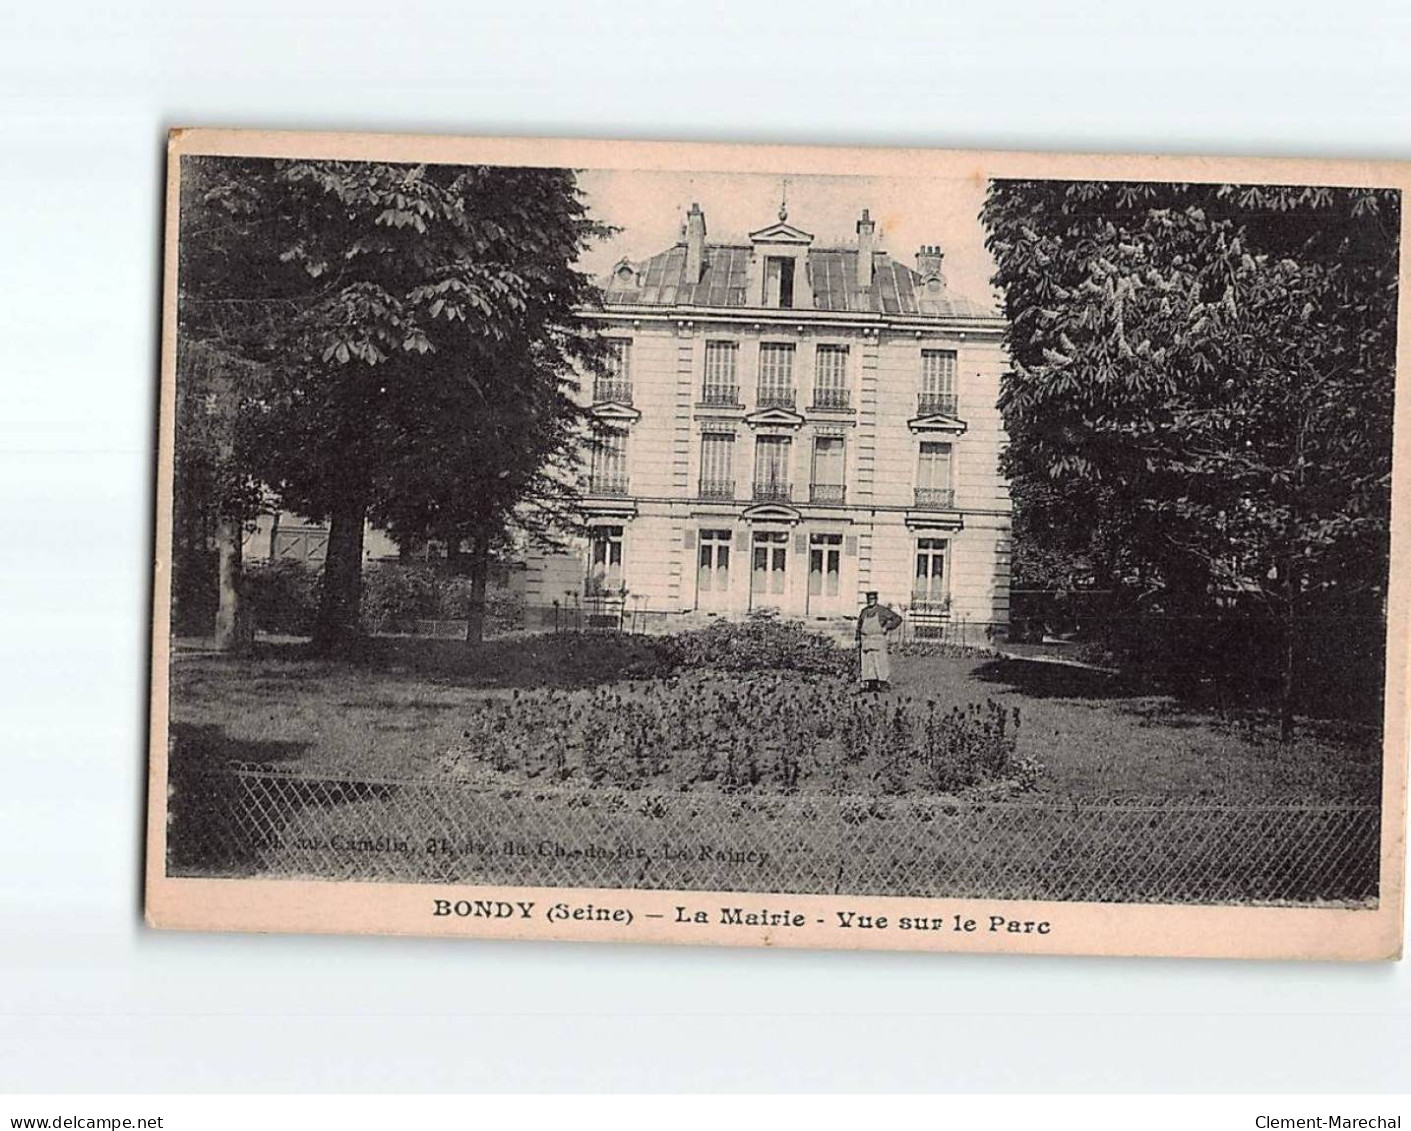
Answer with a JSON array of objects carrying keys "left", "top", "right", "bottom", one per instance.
[
  {"left": 756, "top": 387, "right": 796, "bottom": 410},
  {"left": 698, "top": 478, "right": 735, "bottom": 500},
  {"left": 588, "top": 474, "right": 631, "bottom": 497},
  {"left": 909, "top": 592, "right": 951, "bottom": 616},
  {"left": 809, "top": 483, "right": 846, "bottom": 504},
  {"left": 918, "top": 391, "right": 958, "bottom": 416},
  {"left": 811, "top": 387, "right": 851, "bottom": 410},
  {"left": 753, "top": 479, "right": 792, "bottom": 502},
  {"left": 701, "top": 385, "right": 741, "bottom": 407},
  {"left": 593, "top": 378, "right": 633, "bottom": 405},
  {"left": 913, "top": 486, "right": 956, "bottom": 509}
]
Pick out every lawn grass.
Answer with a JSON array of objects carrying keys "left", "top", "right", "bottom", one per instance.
[{"left": 168, "top": 635, "right": 1382, "bottom": 803}]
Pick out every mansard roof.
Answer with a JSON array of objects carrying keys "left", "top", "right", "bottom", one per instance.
[{"left": 602, "top": 243, "right": 995, "bottom": 319}]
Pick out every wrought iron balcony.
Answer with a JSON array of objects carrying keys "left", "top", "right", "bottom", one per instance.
[
  {"left": 588, "top": 474, "right": 631, "bottom": 497},
  {"left": 811, "top": 387, "right": 851, "bottom": 410},
  {"left": 698, "top": 478, "right": 736, "bottom": 500},
  {"left": 752, "top": 479, "right": 792, "bottom": 502},
  {"left": 918, "top": 391, "right": 958, "bottom": 416},
  {"left": 756, "top": 387, "right": 796, "bottom": 410},
  {"left": 809, "top": 483, "right": 846, "bottom": 504},
  {"left": 913, "top": 486, "right": 956, "bottom": 509},
  {"left": 593, "top": 377, "right": 633, "bottom": 405},
  {"left": 700, "top": 385, "right": 741, "bottom": 407}
]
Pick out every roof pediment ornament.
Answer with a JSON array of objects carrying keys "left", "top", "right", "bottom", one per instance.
[{"left": 747, "top": 220, "right": 815, "bottom": 246}]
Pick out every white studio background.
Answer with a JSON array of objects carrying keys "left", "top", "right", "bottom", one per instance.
[{"left": 3, "top": 0, "right": 1410, "bottom": 1093}]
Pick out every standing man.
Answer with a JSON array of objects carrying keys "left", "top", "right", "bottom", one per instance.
[{"left": 855, "top": 590, "right": 903, "bottom": 692}]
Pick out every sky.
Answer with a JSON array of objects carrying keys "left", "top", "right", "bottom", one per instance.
[{"left": 575, "top": 168, "right": 1001, "bottom": 311}]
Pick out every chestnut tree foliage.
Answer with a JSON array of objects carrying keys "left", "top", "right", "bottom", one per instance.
[
  {"left": 982, "top": 181, "right": 1399, "bottom": 734},
  {"left": 177, "top": 157, "right": 609, "bottom": 649}
]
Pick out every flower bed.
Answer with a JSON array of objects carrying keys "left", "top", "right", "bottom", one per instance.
[{"left": 439, "top": 669, "right": 1038, "bottom": 798}]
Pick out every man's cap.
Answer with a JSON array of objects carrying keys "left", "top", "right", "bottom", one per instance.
[{"left": 865, "top": 590, "right": 879, "bottom": 599}]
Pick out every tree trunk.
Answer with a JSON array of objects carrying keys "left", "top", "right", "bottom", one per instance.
[
  {"left": 464, "top": 530, "right": 490, "bottom": 646},
  {"left": 314, "top": 496, "right": 367, "bottom": 655},
  {"left": 212, "top": 514, "right": 253, "bottom": 652},
  {"left": 1279, "top": 593, "right": 1297, "bottom": 743}
]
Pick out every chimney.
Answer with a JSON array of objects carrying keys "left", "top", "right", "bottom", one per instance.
[
  {"left": 685, "top": 202, "right": 707, "bottom": 283},
  {"left": 916, "top": 244, "right": 945, "bottom": 285},
  {"left": 856, "top": 209, "right": 876, "bottom": 290}
]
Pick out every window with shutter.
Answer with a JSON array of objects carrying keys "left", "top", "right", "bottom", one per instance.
[
  {"left": 702, "top": 342, "right": 740, "bottom": 405},
  {"left": 699, "top": 433, "right": 735, "bottom": 499},
  {"left": 757, "top": 344, "right": 795, "bottom": 408},
  {"left": 753, "top": 436, "right": 792, "bottom": 501},
  {"left": 810, "top": 436, "right": 845, "bottom": 503},
  {"left": 915, "top": 442, "right": 953, "bottom": 508},
  {"left": 813, "top": 345, "right": 850, "bottom": 409},
  {"left": 919, "top": 350, "right": 957, "bottom": 415}
]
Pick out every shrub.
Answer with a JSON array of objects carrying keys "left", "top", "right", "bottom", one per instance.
[
  {"left": 658, "top": 610, "right": 852, "bottom": 677},
  {"left": 440, "top": 577, "right": 526, "bottom": 634},
  {"left": 361, "top": 565, "right": 526, "bottom": 636},
  {"left": 360, "top": 564, "right": 440, "bottom": 635},
  {"left": 244, "top": 560, "right": 319, "bottom": 636}
]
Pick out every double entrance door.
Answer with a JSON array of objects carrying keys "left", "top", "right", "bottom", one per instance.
[
  {"left": 749, "top": 530, "right": 789, "bottom": 610},
  {"left": 745, "top": 529, "right": 846, "bottom": 615}
]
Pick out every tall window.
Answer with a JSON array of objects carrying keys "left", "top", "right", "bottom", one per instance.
[
  {"left": 590, "top": 428, "right": 629, "bottom": 495},
  {"left": 698, "top": 529, "right": 732, "bottom": 594},
  {"left": 757, "top": 344, "right": 795, "bottom": 408},
  {"left": 920, "top": 349, "right": 957, "bottom": 415},
  {"left": 914, "top": 538, "right": 948, "bottom": 604},
  {"left": 809, "top": 533, "right": 843, "bottom": 598},
  {"left": 753, "top": 435, "right": 792, "bottom": 500},
  {"left": 703, "top": 342, "right": 739, "bottom": 405},
  {"left": 752, "top": 530, "right": 789, "bottom": 596},
  {"left": 915, "top": 442, "right": 953, "bottom": 508},
  {"left": 588, "top": 526, "right": 625, "bottom": 594},
  {"left": 813, "top": 345, "right": 850, "bottom": 408},
  {"left": 764, "top": 257, "right": 795, "bottom": 308},
  {"left": 810, "top": 436, "right": 845, "bottom": 503},
  {"left": 596, "top": 339, "right": 632, "bottom": 404},
  {"left": 699, "top": 433, "right": 735, "bottom": 499}
]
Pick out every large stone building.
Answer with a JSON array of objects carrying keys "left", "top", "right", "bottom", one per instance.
[{"left": 524, "top": 200, "right": 1013, "bottom": 640}]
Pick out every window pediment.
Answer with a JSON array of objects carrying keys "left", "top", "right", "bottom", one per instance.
[
  {"left": 744, "top": 406, "right": 804, "bottom": 429},
  {"left": 742, "top": 502, "right": 802, "bottom": 524},
  {"left": 591, "top": 402, "right": 642, "bottom": 424},
  {"left": 904, "top": 511, "right": 964, "bottom": 532},
  {"left": 581, "top": 497, "right": 638, "bottom": 518},
  {"left": 907, "top": 412, "right": 967, "bottom": 436}
]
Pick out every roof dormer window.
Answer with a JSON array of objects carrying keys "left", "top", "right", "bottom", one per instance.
[{"left": 764, "top": 256, "right": 795, "bottom": 309}]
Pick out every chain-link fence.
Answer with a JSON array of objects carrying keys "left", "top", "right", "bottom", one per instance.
[{"left": 165, "top": 765, "right": 1381, "bottom": 906}]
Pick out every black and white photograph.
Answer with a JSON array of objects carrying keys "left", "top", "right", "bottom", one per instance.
[{"left": 147, "top": 132, "right": 1408, "bottom": 959}]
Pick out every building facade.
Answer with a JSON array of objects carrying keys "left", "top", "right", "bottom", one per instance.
[{"left": 524, "top": 202, "right": 1013, "bottom": 640}]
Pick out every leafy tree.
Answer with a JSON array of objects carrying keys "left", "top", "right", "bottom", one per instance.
[
  {"left": 176, "top": 157, "right": 606, "bottom": 650},
  {"left": 369, "top": 336, "right": 602, "bottom": 644},
  {"left": 982, "top": 181, "right": 1399, "bottom": 735},
  {"left": 170, "top": 337, "right": 265, "bottom": 649}
]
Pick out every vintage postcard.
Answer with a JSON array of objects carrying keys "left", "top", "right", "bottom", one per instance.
[{"left": 146, "top": 129, "right": 1408, "bottom": 960}]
